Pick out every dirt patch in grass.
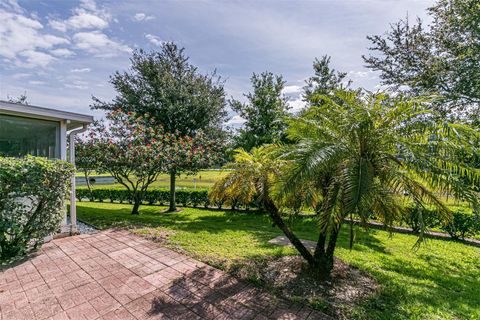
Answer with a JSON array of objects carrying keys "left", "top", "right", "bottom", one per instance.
[
  {"left": 130, "top": 227, "right": 176, "bottom": 245},
  {"left": 224, "top": 255, "right": 378, "bottom": 319}
]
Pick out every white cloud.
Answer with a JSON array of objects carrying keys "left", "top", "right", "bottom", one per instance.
[
  {"left": 28, "top": 80, "right": 45, "bottom": 85},
  {"left": 282, "top": 85, "right": 302, "bottom": 95},
  {"left": 145, "top": 34, "right": 163, "bottom": 46},
  {"left": 49, "top": 12, "right": 108, "bottom": 32},
  {"left": 0, "top": 6, "right": 70, "bottom": 68},
  {"left": 347, "top": 70, "right": 377, "bottom": 82},
  {"left": 288, "top": 98, "right": 307, "bottom": 113},
  {"left": 50, "top": 48, "right": 75, "bottom": 57},
  {"left": 70, "top": 67, "right": 91, "bottom": 73},
  {"left": 225, "top": 115, "right": 247, "bottom": 127},
  {"left": 12, "top": 72, "right": 30, "bottom": 79},
  {"left": 65, "top": 83, "right": 88, "bottom": 90},
  {"left": 134, "top": 13, "right": 154, "bottom": 22},
  {"left": 18, "top": 50, "right": 56, "bottom": 68},
  {"left": 48, "top": 0, "right": 110, "bottom": 32},
  {"left": 0, "top": 0, "right": 23, "bottom": 13},
  {"left": 79, "top": 0, "right": 97, "bottom": 12},
  {"left": 73, "top": 31, "right": 131, "bottom": 57}
]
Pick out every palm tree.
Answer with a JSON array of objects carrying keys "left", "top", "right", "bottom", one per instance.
[
  {"left": 210, "top": 147, "right": 316, "bottom": 264},
  {"left": 214, "top": 90, "right": 479, "bottom": 279},
  {"left": 280, "top": 90, "right": 479, "bottom": 277}
]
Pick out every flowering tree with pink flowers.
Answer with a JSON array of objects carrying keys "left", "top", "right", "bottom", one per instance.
[{"left": 86, "top": 110, "right": 224, "bottom": 214}]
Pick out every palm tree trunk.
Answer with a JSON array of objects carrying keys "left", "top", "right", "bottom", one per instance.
[
  {"left": 262, "top": 196, "right": 315, "bottom": 265},
  {"left": 311, "top": 226, "right": 341, "bottom": 279},
  {"left": 324, "top": 227, "right": 340, "bottom": 272},
  {"left": 313, "top": 232, "right": 327, "bottom": 260}
]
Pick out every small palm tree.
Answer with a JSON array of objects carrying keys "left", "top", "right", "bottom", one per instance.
[
  {"left": 214, "top": 90, "right": 479, "bottom": 279},
  {"left": 280, "top": 90, "right": 479, "bottom": 277},
  {"left": 210, "top": 147, "right": 316, "bottom": 262}
]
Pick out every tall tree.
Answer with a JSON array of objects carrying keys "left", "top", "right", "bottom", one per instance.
[
  {"left": 230, "top": 71, "right": 290, "bottom": 151},
  {"left": 303, "top": 55, "right": 350, "bottom": 103},
  {"left": 93, "top": 43, "right": 227, "bottom": 211},
  {"left": 363, "top": 0, "right": 480, "bottom": 119}
]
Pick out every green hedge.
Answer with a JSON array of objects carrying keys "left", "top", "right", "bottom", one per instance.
[
  {"left": 440, "top": 210, "right": 480, "bottom": 240},
  {"left": 77, "top": 187, "right": 479, "bottom": 239},
  {"left": 76, "top": 188, "right": 210, "bottom": 208},
  {"left": 401, "top": 204, "right": 479, "bottom": 240},
  {"left": 1, "top": 156, "right": 74, "bottom": 264}
]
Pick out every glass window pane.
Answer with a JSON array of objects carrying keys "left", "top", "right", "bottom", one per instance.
[{"left": 0, "top": 114, "right": 60, "bottom": 159}]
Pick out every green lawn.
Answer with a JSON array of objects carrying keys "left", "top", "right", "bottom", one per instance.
[
  {"left": 77, "top": 170, "right": 228, "bottom": 189},
  {"left": 77, "top": 202, "right": 480, "bottom": 320}
]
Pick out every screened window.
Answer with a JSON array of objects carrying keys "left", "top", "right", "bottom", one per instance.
[{"left": 0, "top": 114, "right": 60, "bottom": 159}]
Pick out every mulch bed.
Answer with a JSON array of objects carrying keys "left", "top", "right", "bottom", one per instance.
[{"left": 225, "top": 255, "right": 378, "bottom": 318}]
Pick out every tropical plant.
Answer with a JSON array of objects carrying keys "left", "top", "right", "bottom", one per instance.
[
  {"left": 279, "top": 90, "right": 479, "bottom": 277},
  {"left": 92, "top": 42, "right": 227, "bottom": 211},
  {"left": 214, "top": 90, "right": 479, "bottom": 279},
  {"left": 0, "top": 156, "right": 73, "bottom": 263},
  {"left": 210, "top": 146, "right": 316, "bottom": 265}
]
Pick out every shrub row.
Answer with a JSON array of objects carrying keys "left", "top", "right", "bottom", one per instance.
[
  {"left": 76, "top": 188, "right": 210, "bottom": 208},
  {"left": 401, "top": 205, "right": 480, "bottom": 240},
  {"left": 78, "top": 187, "right": 479, "bottom": 239}
]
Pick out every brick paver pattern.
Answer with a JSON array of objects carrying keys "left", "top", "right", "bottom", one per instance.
[{"left": 0, "top": 230, "right": 331, "bottom": 320}]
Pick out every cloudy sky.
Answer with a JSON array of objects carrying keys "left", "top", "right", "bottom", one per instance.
[{"left": 0, "top": 0, "right": 433, "bottom": 125}]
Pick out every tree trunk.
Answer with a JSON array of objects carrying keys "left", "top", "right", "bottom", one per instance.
[
  {"left": 84, "top": 171, "right": 94, "bottom": 201},
  {"left": 310, "top": 225, "right": 341, "bottom": 279},
  {"left": 84, "top": 171, "right": 92, "bottom": 192},
  {"left": 310, "top": 231, "right": 331, "bottom": 279},
  {"left": 262, "top": 196, "right": 315, "bottom": 265},
  {"left": 321, "top": 227, "right": 341, "bottom": 276},
  {"left": 131, "top": 190, "right": 144, "bottom": 215},
  {"left": 131, "top": 195, "right": 141, "bottom": 215},
  {"left": 168, "top": 170, "right": 176, "bottom": 212}
]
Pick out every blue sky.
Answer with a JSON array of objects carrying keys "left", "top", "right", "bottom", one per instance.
[{"left": 0, "top": 0, "right": 433, "bottom": 125}]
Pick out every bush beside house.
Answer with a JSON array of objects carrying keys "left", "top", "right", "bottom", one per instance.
[{"left": 0, "top": 156, "right": 74, "bottom": 264}]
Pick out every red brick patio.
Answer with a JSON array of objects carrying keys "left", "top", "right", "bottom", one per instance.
[{"left": 0, "top": 230, "right": 331, "bottom": 320}]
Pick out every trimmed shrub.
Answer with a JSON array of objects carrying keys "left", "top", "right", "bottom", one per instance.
[
  {"left": 402, "top": 205, "right": 442, "bottom": 233},
  {"left": 441, "top": 211, "right": 480, "bottom": 239},
  {"left": 76, "top": 187, "right": 210, "bottom": 208},
  {"left": 400, "top": 204, "right": 480, "bottom": 240},
  {"left": 0, "top": 156, "right": 74, "bottom": 264}
]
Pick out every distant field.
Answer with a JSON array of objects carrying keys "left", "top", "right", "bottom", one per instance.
[{"left": 77, "top": 169, "right": 228, "bottom": 189}]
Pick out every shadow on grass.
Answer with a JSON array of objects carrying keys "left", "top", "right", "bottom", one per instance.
[
  {"left": 144, "top": 265, "right": 328, "bottom": 319},
  {"left": 77, "top": 203, "right": 479, "bottom": 319},
  {"left": 77, "top": 204, "right": 388, "bottom": 255},
  {"left": 355, "top": 253, "right": 480, "bottom": 320}
]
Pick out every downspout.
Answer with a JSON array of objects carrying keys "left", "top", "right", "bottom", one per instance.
[{"left": 68, "top": 124, "right": 88, "bottom": 234}]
